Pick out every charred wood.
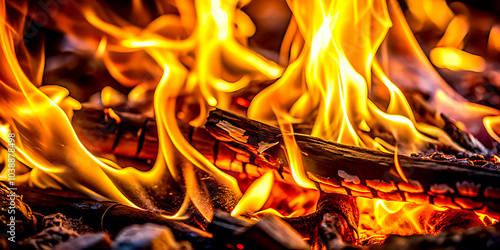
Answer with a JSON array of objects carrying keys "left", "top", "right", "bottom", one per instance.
[
  {"left": 205, "top": 109, "right": 500, "bottom": 220},
  {"left": 319, "top": 213, "right": 361, "bottom": 250},
  {"left": 285, "top": 193, "right": 359, "bottom": 246},
  {"left": 208, "top": 211, "right": 310, "bottom": 250},
  {"left": 369, "top": 223, "right": 500, "bottom": 250},
  {"left": 16, "top": 186, "right": 213, "bottom": 249},
  {"left": 72, "top": 108, "right": 500, "bottom": 219},
  {"left": 208, "top": 193, "right": 359, "bottom": 249},
  {"left": 427, "top": 209, "right": 485, "bottom": 234},
  {"left": 71, "top": 108, "right": 285, "bottom": 179}
]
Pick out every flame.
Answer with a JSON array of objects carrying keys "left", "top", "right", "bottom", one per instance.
[
  {"left": 488, "top": 24, "right": 500, "bottom": 53},
  {"left": 405, "top": 0, "right": 454, "bottom": 32},
  {"left": 231, "top": 171, "right": 274, "bottom": 217},
  {"left": 0, "top": 0, "right": 292, "bottom": 219},
  {"left": 436, "top": 15, "right": 469, "bottom": 49},
  {"left": 0, "top": 0, "right": 499, "bottom": 244},
  {"left": 484, "top": 116, "right": 500, "bottom": 144},
  {"left": 249, "top": 0, "right": 458, "bottom": 156},
  {"left": 358, "top": 197, "right": 449, "bottom": 238},
  {"left": 430, "top": 47, "right": 486, "bottom": 72}
]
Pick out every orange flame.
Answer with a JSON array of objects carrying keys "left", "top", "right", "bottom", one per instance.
[{"left": 0, "top": 0, "right": 499, "bottom": 244}]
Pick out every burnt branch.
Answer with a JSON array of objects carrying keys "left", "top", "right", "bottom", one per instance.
[
  {"left": 205, "top": 109, "right": 500, "bottom": 220},
  {"left": 16, "top": 186, "right": 213, "bottom": 249}
]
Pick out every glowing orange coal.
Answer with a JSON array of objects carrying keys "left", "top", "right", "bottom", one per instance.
[{"left": 0, "top": 0, "right": 498, "bottom": 245}]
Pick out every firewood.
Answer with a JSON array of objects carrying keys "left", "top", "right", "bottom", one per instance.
[
  {"left": 16, "top": 186, "right": 213, "bottom": 249},
  {"left": 208, "top": 193, "right": 359, "bottom": 248},
  {"left": 319, "top": 213, "right": 361, "bottom": 250},
  {"left": 404, "top": 91, "right": 490, "bottom": 154},
  {"left": 242, "top": 215, "right": 311, "bottom": 250},
  {"left": 205, "top": 109, "right": 500, "bottom": 220},
  {"left": 111, "top": 223, "right": 193, "bottom": 250},
  {"left": 208, "top": 211, "right": 310, "bottom": 250},
  {"left": 41, "top": 213, "right": 93, "bottom": 234},
  {"left": 285, "top": 193, "right": 359, "bottom": 246},
  {"left": 72, "top": 106, "right": 163, "bottom": 160},
  {"left": 71, "top": 108, "right": 285, "bottom": 179}
]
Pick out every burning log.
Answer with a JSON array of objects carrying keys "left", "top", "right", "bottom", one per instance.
[
  {"left": 208, "top": 211, "right": 311, "bottom": 249},
  {"left": 71, "top": 107, "right": 284, "bottom": 178},
  {"left": 285, "top": 193, "right": 359, "bottom": 245},
  {"left": 207, "top": 194, "right": 359, "bottom": 248},
  {"left": 319, "top": 213, "right": 361, "bottom": 250},
  {"left": 205, "top": 109, "right": 500, "bottom": 220},
  {"left": 112, "top": 223, "right": 193, "bottom": 250},
  {"left": 16, "top": 186, "right": 213, "bottom": 249},
  {"left": 72, "top": 106, "right": 162, "bottom": 160},
  {"left": 71, "top": 107, "right": 500, "bottom": 219}
]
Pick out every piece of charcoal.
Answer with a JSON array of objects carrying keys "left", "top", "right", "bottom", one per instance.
[
  {"left": 53, "top": 232, "right": 112, "bottom": 250},
  {"left": 319, "top": 213, "right": 361, "bottom": 250},
  {"left": 370, "top": 223, "right": 500, "bottom": 250},
  {"left": 427, "top": 209, "right": 484, "bottom": 234},
  {"left": 111, "top": 223, "right": 192, "bottom": 250},
  {"left": 16, "top": 226, "right": 78, "bottom": 250},
  {"left": 41, "top": 213, "right": 92, "bottom": 234},
  {"left": 239, "top": 215, "right": 310, "bottom": 250},
  {"left": 482, "top": 162, "right": 500, "bottom": 171},
  {"left": 208, "top": 210, "right": 253, "bottom": 237},
  {"left": 42, "top": 213, "right": 67, "bottom": 228}
]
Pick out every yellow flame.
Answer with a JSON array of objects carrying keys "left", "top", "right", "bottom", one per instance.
[
  {"left": 275, "top": 109, "right": 317, "bottom": 190},
  {"left": 393, "top": 146, "right": 408, "bottom": 183},
  {"left": 488, "top": 24, "right": 500, "bottom": 53},
  {"left": 484, "top": 116, "right": 500, "bottom": 144},
  {"left": 232, "top": 172, "right": 274, "bottom": 217},
  {"left": 406, "top": 0, "right": 454, "bottom": 32},
  {"left": 436, "top": 15, "right": 469, "bottom": 48},
  {"left": 249, "top": 0, "right": 452, "bottom": 155},
  {"left": 430, "top": 47, "right": 486, "bottom": 72}
]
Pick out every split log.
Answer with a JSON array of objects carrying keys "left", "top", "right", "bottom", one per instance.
[
  {"left": 71, "top": 107, "right": 285, "bottom": 180},
  {"left": 205, "top": 109, "right": 500, "bottom": 220},
  {"left": 16, "top": 186, "right": 213, "bottom": 249}
]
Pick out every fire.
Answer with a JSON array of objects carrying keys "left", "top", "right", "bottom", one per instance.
[{"left": 0, "top": 0, "right": 499, "bottom": 246}]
